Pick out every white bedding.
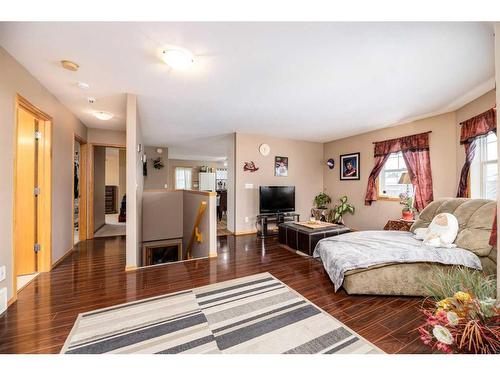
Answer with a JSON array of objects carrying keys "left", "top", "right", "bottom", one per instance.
[{"left": 313, "top": 230, "right": 482, "bottom": 292}]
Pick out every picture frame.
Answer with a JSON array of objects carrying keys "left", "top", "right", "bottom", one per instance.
[
  {"left": 340, "top": 152, "right": 360, "bottom": 180},
  {"left": 275, "top": 156, "right": 288, "bottom": 177}
]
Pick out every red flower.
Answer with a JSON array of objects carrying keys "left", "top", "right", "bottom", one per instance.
[{"left": 436, "top": 342, "right": 453, "bottom": 354}]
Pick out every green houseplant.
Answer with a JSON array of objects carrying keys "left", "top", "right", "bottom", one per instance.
[
  {"left": 313, "top": 192, "right": 332, "bottom": 209},
  {"left": 328, "top": 195, "right": 355, "bottom": 224},
  {"left": 399, "top": 193, "right": 414, "bottom": 220}
]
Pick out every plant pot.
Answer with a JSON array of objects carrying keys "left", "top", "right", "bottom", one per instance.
[{"left": 402, "top": 210, "right": 413, "bottom": 221}]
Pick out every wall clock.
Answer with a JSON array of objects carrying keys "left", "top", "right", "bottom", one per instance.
[{"left": 259, "top": 143, "right": 270, "bottom": 156}]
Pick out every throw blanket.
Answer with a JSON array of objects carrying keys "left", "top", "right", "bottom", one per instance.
[{"left": 313, "top": 231, "right": 482, "bottom": 292}]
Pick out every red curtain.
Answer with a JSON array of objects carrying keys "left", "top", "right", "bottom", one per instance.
[
  {"left": 364, "top": 154, "right": 390, "bottom": 206},
  {"left": 456, "top": 140, "right": 477, "bottom": 198},
  {"left": 457, "top": 108, "right": 496, "bottom": 197},
  {"left": 460, "top": 108, "right": 496, "bottom": 144},
  {"left": 402, "top": 150, "right": 434, "bottom": 211},
  {"left": 365, "top": 132, "right": 433, "bottom": 211}
]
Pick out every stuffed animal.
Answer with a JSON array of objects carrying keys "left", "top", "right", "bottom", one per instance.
[{"left": 414, "top": 213, "right": 459, "bottom": 248}]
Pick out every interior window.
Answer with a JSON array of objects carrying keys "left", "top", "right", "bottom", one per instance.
[
  {"left": 378, "top": 152, "right": 409, "bottom": 198},
  {"left": 470, "top": 133, "right": 497, "bottom": 200},
  {"left": 175, "top": 167, "right": 193, "bottom": 190}
]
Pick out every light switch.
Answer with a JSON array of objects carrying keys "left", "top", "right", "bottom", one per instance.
[{"left": 245, "top": 183, "right": 253, "bottom": 189}]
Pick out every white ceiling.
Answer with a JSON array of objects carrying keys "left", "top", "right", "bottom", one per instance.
[{"left": 0, "top": 22, "right": 495, "bottom": 150}]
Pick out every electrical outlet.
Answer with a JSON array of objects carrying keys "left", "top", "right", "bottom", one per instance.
[
  {"left": 0, "top": 265, "right": 5, "bottom": 282},
  {"left": 0, "top": 287, "right": 7, "bottom": 315},
  {"left": 245, "top": 217, "right": 249, "bottom": 223}
]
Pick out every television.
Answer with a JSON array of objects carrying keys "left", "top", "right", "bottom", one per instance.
[{"left": 259, "top": 186, "right": 295, "bottom": 214}]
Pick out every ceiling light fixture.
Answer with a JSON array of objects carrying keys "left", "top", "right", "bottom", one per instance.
[
  {"left": 77, "top": 81, "right": 90, "bottom": 90},
  {"left": 93, "top": 111, "right": 114, "bottom": 121},
  {"left": 61, "top": 60, "right": 79, "bottom": 71},
  {"left": 161, "top": 47, "right": 194, "bottom": 70},
  {"left": 87, "top": 97, "right": 96, "bottom": 104}
]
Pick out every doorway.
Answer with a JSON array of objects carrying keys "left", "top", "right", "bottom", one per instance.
[
  {"left": 13, "top": 95, "right": 52, "bottom": 292},
  {"left": 90, "top": 145, "right": 126, "bottom": 238},
  {"left": 73, "top": 136, "right": 87, "bottom": 245}
]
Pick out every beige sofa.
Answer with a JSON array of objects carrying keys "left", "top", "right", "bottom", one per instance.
[{"left": 343, "top": 198, "right": 497, "bottom": 296}]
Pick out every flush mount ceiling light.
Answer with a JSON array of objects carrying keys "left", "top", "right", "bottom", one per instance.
[
  {"left": 77, "top": 81, "right": 90, "bottom": 90},
  {"left": 61, "top": 60, "right": 79, "bottom": 71},
  {"left": 93, "top": 111, "right": 113, "bottom": 121},
  {"left": 161, "top": 47, "right": 194, "bottom": 70}
]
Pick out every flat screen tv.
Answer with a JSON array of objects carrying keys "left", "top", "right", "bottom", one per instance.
[{"left": 259, "top": 186, "right": 295, "bottom": 214}]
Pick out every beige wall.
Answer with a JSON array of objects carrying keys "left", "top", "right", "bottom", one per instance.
[
  {"left": 168, "top": 159, "right": 225, "bottom": 190},
  {"left": 0, "top": 47, "right": 87, "bottom": 301},
  {"left": 323, "top": 90, "right": 496, "bottom": 232},
  {"left": 125, "top": 94, "right": 143, "bottom": 268},
  {"left": 235, "top": 133, "right": 324, "bottom": 233},
  {"left": 142, "top": 190, "right": 183, "bottom": 243},
  {"left": 144, "top": 146, "right": 169, "bottom": 189},
  {"left": 105, "top": 147, "right": 120, "bottom": 186},
  {"left": 93, "top": 146, "right": 106, "bottom": 231},
  {"left": 87, "top": 128, "right": 126, "bottom": 146}
]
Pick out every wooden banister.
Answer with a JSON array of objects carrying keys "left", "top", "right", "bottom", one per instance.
[{"left": 186, "top": 201, "right": 207, "bottom": 259}]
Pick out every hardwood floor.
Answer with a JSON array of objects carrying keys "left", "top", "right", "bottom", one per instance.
[{"left": 0, "top": 234, "right": 432, "bottom": 354}]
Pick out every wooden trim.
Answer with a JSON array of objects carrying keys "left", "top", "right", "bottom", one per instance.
[
  {"left": 8, "top": 295, "right": 16, "bottom": 307},
  {"left": 16, "top": 94, "right": 52, "bottom": 121},
  {"left": 16, "top": 273, "right": 40, "bottom": 293},
  {"left": 12, "top": 96, "right": 53, "bottom": 303},
  {"left": 183, "top": 189, "right": 217, "bottom": 197},
  {"left": 90, "top": 142, "right": 125, "bottom": 148},
  {"left": 51, "top": 248, "right": 75, "bottom": 270},
  {"left": 125, "top": 265, "right": 138, "bottom": 271}
]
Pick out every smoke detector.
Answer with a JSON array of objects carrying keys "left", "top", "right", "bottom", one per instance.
[{"left": 87, "top": 97, "right": 96, "bottom": 104}]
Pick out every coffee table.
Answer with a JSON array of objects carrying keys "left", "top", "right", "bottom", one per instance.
[{"left": 278, "top": 222, "right": 350, "bottom": 256}]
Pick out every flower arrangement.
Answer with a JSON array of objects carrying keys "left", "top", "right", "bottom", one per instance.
[{"left": 418, "top": 267, "right": 500, "bottom": 354}]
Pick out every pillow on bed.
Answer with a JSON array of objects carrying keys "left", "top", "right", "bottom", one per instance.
[{"left": 420, "top": 213, "right": 459, "bottom": 248}]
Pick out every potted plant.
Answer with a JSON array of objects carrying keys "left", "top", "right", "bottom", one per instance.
[
  {"left": 399, "top": 193, "right": 414, "bottom": 221},
  {"left": 311, "top": 193, "right": 332, "bottom": 221},
  {"left": 328, "top": 195, "right": 355, "bottom": 224}
]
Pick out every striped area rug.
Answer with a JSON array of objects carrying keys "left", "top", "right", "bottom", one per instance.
[{"left": 61, "top": 273, "right": 382, "bottom": 354}]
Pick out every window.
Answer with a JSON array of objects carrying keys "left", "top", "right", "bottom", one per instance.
[
  {"left": 175, "top": 167, "right": 192, "bottom": 190},
  {"left": 378, "top": 152, "right": 409, "bottom": 198},
  {"left": 470, "top": 133, "right": 497, "bottom": 200},
  {"left": 216, "top": 168, "right": 228, "bottom": 180}
]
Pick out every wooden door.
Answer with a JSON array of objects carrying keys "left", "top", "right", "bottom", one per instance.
[{"left": 14, "top": 107, "right": 37, "bottom": 275}]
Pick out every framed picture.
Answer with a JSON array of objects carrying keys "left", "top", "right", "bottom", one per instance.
[
  {"left": 275, "top": 156, "right": 288, "bottom": 177},
  {"left": 340, "top": 153, "right": 360, "bottom": 180}
]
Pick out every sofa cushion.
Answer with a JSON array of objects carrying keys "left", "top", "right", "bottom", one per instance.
[{"left": 411, "top": 198, "right": 496, "bottom": 257}]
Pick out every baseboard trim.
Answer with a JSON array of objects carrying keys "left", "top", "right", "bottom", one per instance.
[
  {"left": 125, "top": 265, "right": 138, "bottom": 271},
  {"left": 51, "top": 248, "right": 75, "bottom": 270},
  {"left": 234, "top": 230, "right": 257, "bottom": 236},
  {"left": 8, "top": 295, "right": 16, "bottom": 307}
]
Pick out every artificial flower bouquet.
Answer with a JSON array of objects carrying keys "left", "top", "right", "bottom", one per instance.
[{"left": 418, "top": 290, "right": 500, "bottom": 353}]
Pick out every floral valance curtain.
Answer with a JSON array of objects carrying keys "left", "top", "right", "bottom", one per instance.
[
  {"left": 459, "top": 108, "right": 496, "bottom": 145},
  {"left": 365, "top": 132, "right": 434, "bottom": 211},
  {"left": 457, "top": 108, "right": 496, "bottom": 198}
]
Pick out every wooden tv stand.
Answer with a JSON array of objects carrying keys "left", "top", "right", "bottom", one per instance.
[{"left": 256, "top": 212, "right": 300, "bottom": 238}]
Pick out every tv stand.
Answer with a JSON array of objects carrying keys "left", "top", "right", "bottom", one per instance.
[{"left": 256, "top": 212, "right": 300, "bottom": 238}]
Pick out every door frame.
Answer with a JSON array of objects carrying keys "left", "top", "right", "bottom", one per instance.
[
  {"left": 88, "top": 143, "right": 126, "bottom": 239},
  {"left": 12, "top": 95, "right": 52, "bottom": 299},
  {"left": 72, "top": 134, "right": 88, "bottom": 244}
]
